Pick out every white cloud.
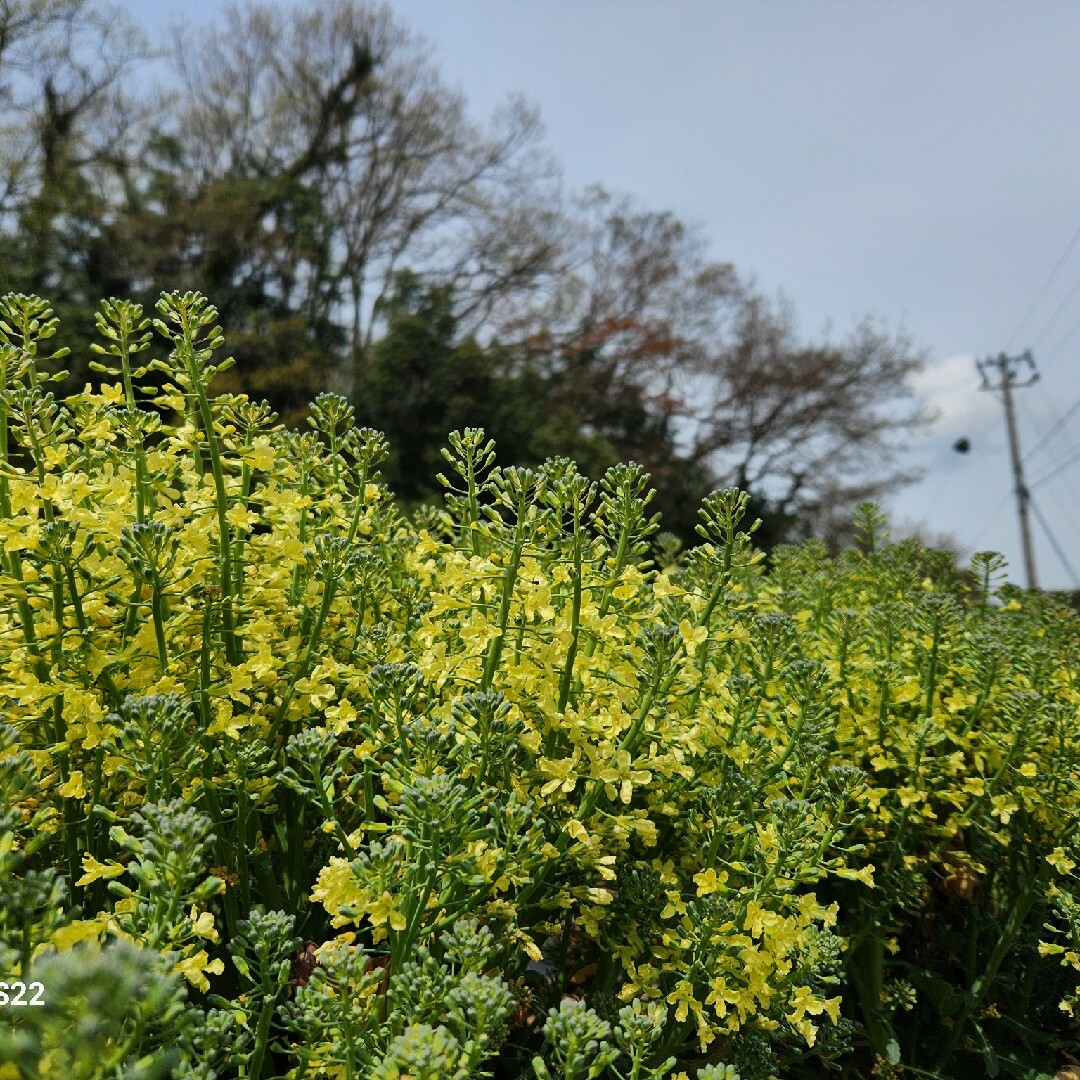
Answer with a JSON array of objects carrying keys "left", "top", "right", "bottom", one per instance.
[{"left": 912, "top": 353, "right": 1001, "bottom": 440}]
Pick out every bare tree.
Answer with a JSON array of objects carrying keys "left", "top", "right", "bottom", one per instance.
[
  {"left": 168, "top": 0, "right": 565, "bottom": 402},
  {"left": 499, "top": 186, "right": 741, "bottom": 470},
  {"left": 502, "top": 186, "right": 932, "bottom": 537},
  {"left": 684, "top": 294, "right": 933, "bottom": 521},
  {"left": 0, "top": 0, "right": 150, "bottom": 294}
]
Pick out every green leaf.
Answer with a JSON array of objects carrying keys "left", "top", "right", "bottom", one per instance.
[{"left": 972, "top": 1019, "right": 999, "bottom": 1078}]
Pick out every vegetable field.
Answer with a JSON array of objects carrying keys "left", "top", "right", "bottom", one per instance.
[{"left": 1, "top": 294, "right": 1079, "bottom": 1079}]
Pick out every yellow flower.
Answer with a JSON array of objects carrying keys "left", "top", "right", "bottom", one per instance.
[
  {"left": 520, "top": 729, "right": 542, "bottom": 754},
  {"left": 833, "top": 864, "right": 876, "bottom": 888},
  {"left": 564, "top": 819, "right": 589, "bottom": 845},
  {"left": 311, "top": 857, "right": 366, "bottom": 925},
  {"left": 513, "top": 930, "right": 543, "bottom": 962},
  {"left": 367, "top": 890, "right": 407, "bottom": 932},
  {"left": 630, "top": 817, "right": 658, "bottom": 845},
  {"left": 666, "top": 979, "right": 698, "bottom": 1024},
  {"left": 1047, "top": 848, "right": 1077, "bottom": 875},
  {"left": 595, "top": 749, "right": 652, "bottom": 804},
  {"left": 678, "top": 619, "right": 708, "bottom": 650},
  {"left": 207, "top": 698, "right": 250, "bottom": 739},
  {"left": 42, "top": 443, "right": 70, "bottom": 469},
  {"left": 174, "top": 949, "right": 225, "bottom": 992},
  {"left": 244, "top": 438, "right": 277, "bottom": 471},
  {"left": 76, "top": 853, "right": 126, "bottom": 887},
  {"left": 539, "top": 754, "right": 581, "bottom": 797},
  {"left": 660, "top": 890, "right": 687, "bottom": 919},
  {"left": 693, "top": 867, "right": 727, "bottom": 896},
  {"left": 990, "top": 794, "right": 1017, "bottom": 824},
  {"left": 58, "top": 771, "right": 86, "bottom": 799},
  {"left": 324, "top": 696, "right": 358, "bottom": 734},
  {"left": 190, "top": 907, "right": 220, "bottom": 943},
  {"left": 653, "top": 574, "right": 685, "bottom": 599},
  {"left": 51, "top": 919, "right": 105, "bottom": 950},
  {"left": 226, "top": 503, "right": 261, "bottom": 532}
]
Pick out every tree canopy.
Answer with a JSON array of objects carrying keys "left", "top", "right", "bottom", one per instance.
[{"left": 0, "top": 0, "right": 932, "bottom": 548}]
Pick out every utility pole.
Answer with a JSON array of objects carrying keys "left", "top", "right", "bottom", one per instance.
[{"left": 977, "top": 350, "right": 1039, "bottom": 589}]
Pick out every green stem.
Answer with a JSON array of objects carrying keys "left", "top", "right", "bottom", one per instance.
[
  {"left": 517, "top": 640, "right": 671, "bottom": 915},
  {"left": 556, "top": 518, "right": 583, "bottom": 713},
  {"left": 938, "top": 876, "right": 1043, "bottom": 1071},
  {"left": 269, "top": 578, "right": 338, "bottom": 747},
  {"left": 288, "top": 463, "right": 311, "bottom": 608},
  {"left": 480, "top": 497, "right": 527, "bottom": 692},
  {"left": 466, "top": 452, "right": 481, "bottom": 557},
  {"left": 63, "top": 563, "right": 122, "bottom": 708},
  {"left": 234, "top": 430, "right": 253, "bottom": 605},
  {"left": 346, "top": 462, "right": 370, "bottom": 544},
  {"left": 847, "top": 918, "right": 890, "bottom": 1060},
  {"left": 180, "top": 318, "right": 239, "bottom": 665},
  {"left": 150, "top": 577, "right": 169, "bottom": 673},
  {"left": 248, "top": 979, "right": 279, "bottom": 1080}
]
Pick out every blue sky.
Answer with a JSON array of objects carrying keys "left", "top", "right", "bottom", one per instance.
[{"left": 127, "top": 0, "right": 1080, "bottom": 589}]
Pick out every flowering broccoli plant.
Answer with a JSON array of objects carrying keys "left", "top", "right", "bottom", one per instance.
[{"left": 0, "top": 292, "right": 1078, "bottom": 1079}]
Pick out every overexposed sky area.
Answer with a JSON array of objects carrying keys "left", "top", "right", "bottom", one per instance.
[{"left": 128, "top": 0, "right": 1080, "bottom": 589}]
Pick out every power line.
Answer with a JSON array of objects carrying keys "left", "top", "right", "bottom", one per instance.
[
  {"left": 1028, "top": 267, "right": 1080, "bottom": 355},
  {"left": 1043, "top": 471, "right": 1080, "bottom": 546},
  {"left": 1031, "top": 442, "right": 1080, "bottom": 490},
  {"left": 1007, "top": 220, "right": 1080, "bottom": 352},
  {"left": 1029, "top": 496, "right": 1080, "bottom": 588},
  {"left": 1032, "top": 427, "right": 1080, "bottom": 473},
  {"left": 1017, "top": 397, "right": 1050, "bottom": 462},
  {"left": 1040, "top": 305, "right": 1080, "bottom": 365},
  {"left": 1022, "top": 397, "right": 1080, "bottom": 464}
]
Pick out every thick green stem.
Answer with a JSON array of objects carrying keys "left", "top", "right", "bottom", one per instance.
[
  {"left": 150, "top": 578, "right": 169, "bottom": 674},
  {"left": 848, "top": 919, "right": 891, "bottom": 1060},
  {"left": 556, "top": 519, "right": 583, "bottom": 713},
  {"left": 480, "top": 498, "right": 527, "bottom": 692}
]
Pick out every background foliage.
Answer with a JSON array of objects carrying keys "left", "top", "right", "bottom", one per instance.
[{"left": 0, "top": 0, "right": 931, "bottom": 549}]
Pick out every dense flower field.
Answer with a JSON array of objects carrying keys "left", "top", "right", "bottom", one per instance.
[{"left": 1, "top": 292, "right": 1079, "bottom": 1079}]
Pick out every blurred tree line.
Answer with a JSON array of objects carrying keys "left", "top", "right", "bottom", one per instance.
[{"left": 0, "top": 0, "right": 931, "bottom": 547}]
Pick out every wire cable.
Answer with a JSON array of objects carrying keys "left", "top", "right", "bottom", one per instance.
[
  {"left": 1040, "top": 306, "right": 1080, "bottom": 367},
  {"left": 1031, "top": 442, "right": 1080, "bottom": 490},
  {"left": 1028, "top": 268, "right": 1080, "bottom": 356},
  {"left": 1022, "top": 397, "right": 1080, "bottom": 464},
  {"left": 1018, "top": 397, "right": 1046, "bottom": 455},
  {"left": 1029, "top": 495, "right": 1080, "bottom": 588},
  {"left": 918, "top": 455, "right": 952, "bottom": 523},
  {"left": 1007, "top": 221, "right": 1080, "bottom": 352},
  {"left": 1044, "top": 471, "right": 1080, "bottom": 544},
  {"left": 968, "top": 489, "right": 1012, "bottom": 550}
]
